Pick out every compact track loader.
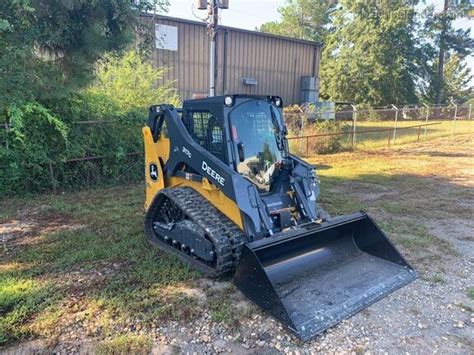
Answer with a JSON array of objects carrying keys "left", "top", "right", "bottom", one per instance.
[{"left": 142, "top": 95, "right": 417, "bottom": 340}]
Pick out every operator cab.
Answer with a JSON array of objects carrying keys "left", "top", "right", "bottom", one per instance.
[{"left": 182, "top": 95, "right": 287, "bottom": 192}]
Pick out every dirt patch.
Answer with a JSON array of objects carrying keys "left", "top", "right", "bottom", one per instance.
[{"left": 1, "top": 212, "right": 84, "bottom": 253}]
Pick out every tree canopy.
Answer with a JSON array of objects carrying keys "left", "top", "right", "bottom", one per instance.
[
  {"left": 260, "top": 0, "right": 473, "bottom": 106},
  {"left": 0, "top": 0, "right": 166, "bottom": 113},
  {"left": 0, "top": 1, "right": 172, "bottom": 195},
  {"left": 259, "top": 0, "right": 335, "bottom": 43}
]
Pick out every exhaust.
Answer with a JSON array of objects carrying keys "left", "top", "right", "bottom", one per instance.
[{"left": 233, "top": 212, "right": 417, "bottom": 341}]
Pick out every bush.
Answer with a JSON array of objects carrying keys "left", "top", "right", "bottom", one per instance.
[
  {"left": 86, "top": 50, "right": 180, "bottom": 116},
  {"left": 284, "top": 105, "right": 349, "bottom": 156},
  {"left": 0, "top": 50, "right": 180, "bottom": 196},
  {"left": 0, "top": 103, "right": 68, "bottom": 195}
]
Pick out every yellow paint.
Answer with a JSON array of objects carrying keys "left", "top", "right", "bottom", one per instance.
[
  {"left": 142, "top": 126, "right": 243, "bottom": 230},
  {"left": 143, "top": 126, "right": 165, "bottom": 209}
]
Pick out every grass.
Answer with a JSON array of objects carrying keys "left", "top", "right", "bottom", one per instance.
[
  {"left": 0, "top": 135, "right": 471, "bottom": 349},
  {"left": 312, "top": 135, "right": 472, "bottom": 272},
  {"left": 468, "top": 287, "right": 474, "bottom": 300},
  {"left": 429, "top": 274, "right": 446, "bottom": 284},
  {"left": 355, "top": 120, "right": 473, "bottom": 149},
  {"left": 0, "top": 185, "right": 198, "bottom": 346},
  {"left": 290, "top": 119, "right": 473, "bottom": 156},
  {"left": 96, "top": 335, "right": 152, "bottom": 355},
  {"left": 206, "top": 283, "right": 255, "bottom": 327}
]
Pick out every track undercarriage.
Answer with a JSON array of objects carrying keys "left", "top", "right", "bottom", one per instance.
[{"left": 145, "top": 187, "right": 245, "bottom": 276}]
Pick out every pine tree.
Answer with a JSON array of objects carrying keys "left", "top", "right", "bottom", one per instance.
[
  {"left": 320, "top": 0, "right": 423, "bottom": 106},
  {"left": 261, "top": 0, "right": 427, "bottom": 106},
  {"left": 421, "top": 1, "right": 473, "bottom": 104}
]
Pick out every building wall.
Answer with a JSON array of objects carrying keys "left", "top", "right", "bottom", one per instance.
[{"left": 146, "top": 15, "right": 321, "bottom": 105}]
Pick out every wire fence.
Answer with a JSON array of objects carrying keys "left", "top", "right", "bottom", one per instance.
[
  {"left": 1, "top": 103, "right": 472, "bottom": 193},
  {"left": 285, "top": 104, "right": 473, "bottom": 156}
]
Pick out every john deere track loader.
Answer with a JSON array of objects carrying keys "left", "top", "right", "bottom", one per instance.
[{"left": 143, "top": 95, "right": 417, "bottom": 340}]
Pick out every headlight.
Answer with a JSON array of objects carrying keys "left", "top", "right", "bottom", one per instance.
[{"left": 224, "top": 95, "right": 234, "bottom": 106}]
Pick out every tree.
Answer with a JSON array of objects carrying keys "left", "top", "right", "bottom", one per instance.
[
  {"left": 0, "top": 0, "right": 167, "bottom": 115},
  {"left": 0, "top": 1, "right": 169, "bottom": 195},
  {"left": 261, "top": 0, "right": 428, "bottom": 106},
  {"left": 85, "top": 50, "right": 180, "bottom": 116},
  {"left": 320, "top": 0, "right": 425, "bottom": 106},
  {"left": 260, "top": 0, "right": 336, "bottom": 43},
  {"left": 422, "top": 54, "right": 472, "bottom": 104},
  {"left": 421, "top": 1, "right": 473, "bottom": 104}
]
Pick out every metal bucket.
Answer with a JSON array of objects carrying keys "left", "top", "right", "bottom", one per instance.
[{"left": 233, "top": 212, "right": 417, "bottom": 341}]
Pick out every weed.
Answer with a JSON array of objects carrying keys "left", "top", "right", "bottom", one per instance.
[
  {"left": 468, "top": 287, "right": 474, "bottom": 301},
  {"left": 96, "top": 334, "right": 152, "bottom": 355},
  {"left": 430, "top": 274, "right": 446, "bottom": 284}
]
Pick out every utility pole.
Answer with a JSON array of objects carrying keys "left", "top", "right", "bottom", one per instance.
[
  {"left": 196, "top": 0, "right": 229, "bottom": 97},
  {"left": 435, "top": 0, "right": 449, "bottom": 105}
]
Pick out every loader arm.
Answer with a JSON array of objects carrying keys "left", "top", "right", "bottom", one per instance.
[{"left": 147, "top": 105, "right": 273, "bottom": 239}]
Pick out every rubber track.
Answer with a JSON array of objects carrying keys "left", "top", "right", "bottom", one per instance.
[{"left": 145, "top": 186, "right": 246, "bottom": 277}]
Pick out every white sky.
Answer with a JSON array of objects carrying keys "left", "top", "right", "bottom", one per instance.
[{"left": 166, "top": 0, "right": 473, "bottom": 72}]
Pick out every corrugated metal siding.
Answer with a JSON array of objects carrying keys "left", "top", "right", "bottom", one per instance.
[{"left": 149, "top": 15, "right": 321, "bottom": 105}]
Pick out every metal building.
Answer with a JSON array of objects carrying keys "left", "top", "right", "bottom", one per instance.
[{"left": 143, "top": 14, "right": 322, "bottom": 105}]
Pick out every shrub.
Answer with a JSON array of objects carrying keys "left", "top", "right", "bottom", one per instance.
[
  {"left": 0, "top": 50, "right": 180, "bottom": 196},
  {"left": 284, "top": 105, "right": 349, "bottom": 156},
  {"left": 0, "top": 102, "right": 68, "bottom": 195}
]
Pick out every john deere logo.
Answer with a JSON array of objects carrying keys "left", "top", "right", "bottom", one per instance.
[{"left": 149, "top": 163, "right": 158, "bottom": 181}]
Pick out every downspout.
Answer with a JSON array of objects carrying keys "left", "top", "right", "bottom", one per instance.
[{"left": 312, "top": 46, "right": 318, "bottom": 77}]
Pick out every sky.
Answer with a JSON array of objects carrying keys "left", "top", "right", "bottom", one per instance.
[{"left": 166, "top": 0, "right": 473, "bottom": 72}]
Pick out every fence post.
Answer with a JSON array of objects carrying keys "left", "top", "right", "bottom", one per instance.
[
  {"left": 451, "top": 99, "right": 458, "bottom": 136},
  {"left": 351, "top": 104, "right": 357, "bottom": 148},
  {"left": 387, "top": 128, "right": 391, "bottom": 148},
  {"left": 391, "top": 104, "right": 398, "bottom": 143},
  {"left": 469, "top": 104, "right": 472, "bottom": 120},
  {"left": 422, "top": 103, "right": 429, "bottom": 139},
  {"left": 306, "top": 136, "right": 309, "bottom": 157},
  {"left": 48, "top": 162, "right": 57, "bottom": 194},
  {"left": 299, "top": 107, "right": 306, "bottom": 154}
]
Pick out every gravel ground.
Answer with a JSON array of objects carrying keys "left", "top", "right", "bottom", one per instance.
[{"left": 2, "top": 136, "right": 473, "bottom": 354}]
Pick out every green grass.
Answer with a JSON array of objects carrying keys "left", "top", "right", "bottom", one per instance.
[
  {"left": 289, "top": 119, "right": 473, "bottom": 156},
  {"left": 206, "top": 284, "right": 255, "bottom": 327},
  {"left": 355, "top": 120, "right": 473, "bottom": 149},
  {"left": 468, "top": 287, "right": 474, "bottom": 300},
  {"left": 0, "top": 276, "right": 58, "bottom": 345},
  {"left": 429, "top": 274, "right": 446, "bottom": 284},
  {"left": 0, "top": 185, "right": 198, "bottom": 346},
  {"left": 96, "top": 335, "right": 152, "bottom": 355}
]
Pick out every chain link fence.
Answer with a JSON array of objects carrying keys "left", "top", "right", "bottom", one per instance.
[
  {"left": 1, "top": 103, "right": 473, "bottom": 193},
  {"left": 285, "top": 104, "right": 473, "bottom": 156},
  {"left": 1, "top": 119, "right": 144, "bottom": 194}
]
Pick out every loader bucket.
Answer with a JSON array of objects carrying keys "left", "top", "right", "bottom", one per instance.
[{"left": 234, "top": 212, "right": 417, "bottom": 341}]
